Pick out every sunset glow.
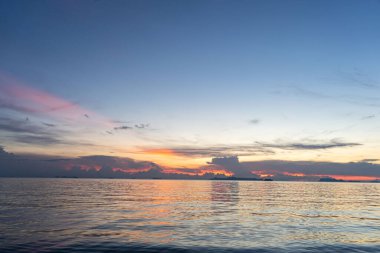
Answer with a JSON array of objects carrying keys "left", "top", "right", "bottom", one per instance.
[
  {"left": 1, "top": 1, "right": 380, "bottom": 252},
  {"left": 0, "top": 0, "right": 379, "bottom": 182}
]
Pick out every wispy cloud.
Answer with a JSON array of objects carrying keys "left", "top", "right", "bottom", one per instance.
[
  {"left": 141, "top": 144, "right": 274, "bottom": 158},
  {"left": 0, "top": 116, "right": 66, "bottom": 145},
  {"left": 0, "top": 72, "right": 112, "bottom": 126},
  {"left": 111, "top": 123, "right": 151, "bottom": 132},
  {"left": 42, "top": 122, "right": 56, "bottom": 127},
  {"left": 278, "top": 85, "right": 380, "bottom": 108},
  {"left": 338, "top": 69, "right": 379, "bottom": 89},
  {"left": 361, "top": 114, "right": 376, "bottom": 120},
  {"left": 256, "top": 139, "right": 361, "bottom": 150},
  {"left": 0, "top": 117, "right": 53, "bottom": 135},
  {"left": 114, "top": 125, "right": 133, "bottom": 130},
  {"left": 135, "top": 123, "right": 150, "bottom": 129},
  {"left": 13, "top": 134, "right": 63, "bottom": 145}
]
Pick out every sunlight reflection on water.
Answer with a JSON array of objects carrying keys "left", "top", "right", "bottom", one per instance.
[{"left": 0, "top": 178, "right": 379, "bottom": 252}]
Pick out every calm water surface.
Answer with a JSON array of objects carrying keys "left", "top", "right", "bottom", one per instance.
[{"left": 0, "top": 178, "right": 379, "bottom": 252}]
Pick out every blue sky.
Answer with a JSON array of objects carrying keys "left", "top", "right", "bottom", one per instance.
[{"left": 0, "top": 0, "right": 380, "bottom": 178}]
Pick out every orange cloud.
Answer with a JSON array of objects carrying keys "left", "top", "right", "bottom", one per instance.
[
  {"left": 142, "top": 148, "right": 176, "bottom": 156},
  {"left": 250, "top": 170, "right": 274, "bottom": 178},
  {"left": 283, "top": 172, "right": 306, "bottom": 177},
  {"left": 112, "top": 167, "right": 152, "bottom": 173},
  {"left": 162, "top": 165, "right": 233, "bottom": 177}
]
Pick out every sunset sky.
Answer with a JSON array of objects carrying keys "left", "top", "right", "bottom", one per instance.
[{"left": 1, "top": 0, "right": 380, "bottom": 180}]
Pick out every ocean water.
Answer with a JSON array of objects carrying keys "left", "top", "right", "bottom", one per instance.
[{"left": 0, "top": 178, "right": 379, "bottom": 253}]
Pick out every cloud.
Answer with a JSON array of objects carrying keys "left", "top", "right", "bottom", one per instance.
[
  {"left": 289, "top": 86, "right": 331, "bottom": 99},
  {"left": 134, "top": 123, "right": 150, "bottom": 129},
  {"left": 256, "top": 139, "right": 361, "bottom": 150},
  {"left": 0, "top": 147, "right": 207, "bottom": 179},
  {"left": 42, "top": 122, "right": 56, "bottom": 127},
  {"left": 0, "top": 146, "right": 12, "bottom": 157},
  {"left": 360, "top": 159, "right": 378, "bottom": 163},
  {"left": 0, "top": 116, "right": 65, "bottom": 145},
  {"left": 242, "top": 160, "right": 380, "bottom": 180},
  {"left": 279, "top": 85, "right": 380, "bottom": 108},
  {"left": 110, "top": 123, "right": 151, "bottom": 134},
  {"left": 140, "top": 139, "right": 360, "bottom": 159},
  {"left": 338, "top": 69, "right": 379, "bottom": 89},
  {"left": 142, "top": 145, "right": 274, "bottom": 158},
  {"left": 13, "top": 134, "right": 63, "bottom": 145},
  {"left": 0, "top": 72, "right": 112, "bottom": 126},
  {"left": 0, "top": 117, "right": 49, "bottom": 135},
  {"left": 206, "top": 156, "right": 380, "bottom": 180},
  {"left": 249, "top": 119, "right": 260, "bottom": 124},
  {"left": 0, "top": 146, "right": 379, "bottom": 181},
  {"left": 0, "top": 116, "right": 96, "bottom": 147},
  {"left": 114, "top": 125, "right": 133, "bottom": 130},
  {"left": 361, "top": 115, "right": 375, "bottom": 120}
]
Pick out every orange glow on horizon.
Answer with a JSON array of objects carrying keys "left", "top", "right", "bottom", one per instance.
[
  {"left": 141, "top": 148, "right": 176, "bottom": 156},
  {"left": 251, "top": 170, "right": 274, "bottom": 178},
  {"left": 283, "top": 172, "right": 306, "bottom": 177},
  {"left": 112, "top": 167, "right": 152, "bottom": 173},
  {"left": 162, "top": 168, "right": 233, "bottom": 177},
  {"left": 316, "top": 174, "right": 378, "bottom": 181}
]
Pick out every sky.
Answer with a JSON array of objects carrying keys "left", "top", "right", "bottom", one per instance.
[{"left": 1, "top": 0, "right": 380, "bottom": 180}]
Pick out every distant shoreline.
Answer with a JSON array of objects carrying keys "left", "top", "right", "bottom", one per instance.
[{"left": 0, "top": 176, "right": 379, "bottom": 183}]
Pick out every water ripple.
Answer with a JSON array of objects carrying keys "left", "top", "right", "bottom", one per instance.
[{"left": 0, "top": 179, "right": 379, "bottom": 252}]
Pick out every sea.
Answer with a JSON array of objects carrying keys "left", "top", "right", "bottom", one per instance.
[{"left": 0, "top": 178, "right": 379, "bottom": 252}]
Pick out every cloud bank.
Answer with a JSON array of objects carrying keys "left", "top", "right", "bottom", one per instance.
[{"left": 1, "top": 147, "right": 379, "bottom": 181}]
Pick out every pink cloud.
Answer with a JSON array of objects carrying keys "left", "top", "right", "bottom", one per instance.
[{"left": 0, "top": 72, "right": 112, "bottom": 126}]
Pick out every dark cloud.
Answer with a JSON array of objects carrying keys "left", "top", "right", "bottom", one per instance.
[
  {"left": 111, "top": 123, "right": 150, "bottom": 133},
  {"left": 114, "top": 125, "right": 133, "bottom": 130},
  {"left": 1, "top": 146, "right": 379, "bottom": 180},
  {"left": 360, "top": 159, "right": 378, "bottom": 163},
  {"left": 0, "top": 116, "right": 65, "bottom": 145},
  {"left": 135, "top": 123, "right": 150, "bottom": 129},
  {"left": 0, "top": 145, "right": 12, "bottom": 156},
  {"left": 13, "top": 134, "right": 63, "bottom": 145},
  {"left": 207, "top": 156, "right": 252, "bottom": 178},
  {"left": 0, "top": 117, "right": 48, "bottom": 135},
  {"left": 42, "top": 122, "right": 56, "bottom": 127},
  {"left": 206, "top": 156, "right": 380, "bottom": 180},
  {"left": 242, "top": 160, "right": 380, "bottom": 179},
  {"left": 249, "top": 119, "right": 260, "bottom": 124},
  {"left": 256, "top": 139, "right": 361, "bottom": 150},
  {"left": 0, "top": 147, "right": 160, "bottom": 178},
  {"left": 0, "top": 147, "right": 198, "bottom": 179}
]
